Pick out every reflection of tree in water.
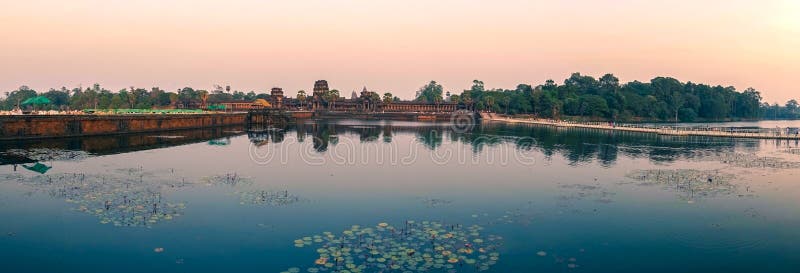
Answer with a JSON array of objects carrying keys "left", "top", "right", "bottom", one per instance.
[
  {"left": 471, "top": 123, "right": 756, "bottom": 165},
  {"left": 382, "top": 126, "right": 393, "bottom": 143},
  {"left": 245, "top": 121, "right": 768, "bottom": 166},
  {"left": 1, "top": 170, "right": 188, "bottom": 227},
  {"left": 356, "top": 126, "right": 381, "bottom": 143},
  {"left": 417, "top": 129, "right": 445, "bottom": 150},
  {"left": 3, "top": 148, "right": 90, "bottom": 162}
]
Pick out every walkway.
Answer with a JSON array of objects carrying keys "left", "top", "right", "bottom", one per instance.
[{"left": 482, "top": 113, "right": 800, "bottom": 140}]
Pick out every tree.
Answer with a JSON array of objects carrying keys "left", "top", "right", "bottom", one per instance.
[
  {"left": 365, "top": 92, "right": 381, "bottom": 112},
  {"left": 43, "top": 88, "right": 70, "bottom": 109},
  {"left": 3, "top": 86, "right": 37, "bottom": 110},
  {"left": 502, "top": 96, "right": 511, "bottom": 114},
  {"left": 678, "top": 108, "right": 698, "bottom": 122},
  {"left": 461, "top": 90, "right": 473, "bottom": 110},
  {"left": 599, "top": 73, "right": 620, "bottom": 94},
  {"left": 484, "top": 96, "right": 495, "bottom": 112},
  {"left": 415, "top": 81, "right": 443, "bottom": 103},
  {"left": 178, "top": 87, "right": 198, "bottom": 108},
  {"left": 383, "top": 92, "right": 393, "bottom": 104},
  {"left": 169, "top": 93, "right": 179, "bottom": 107},
  {"left": 328, "top": 89, "right": 340, "bottom": 110},
  {"left": 787, "top": 99, "right": 799, "bottom": 116},
  {"left": 450, "top": 94, "right": 460, "bottom": 104},
  {"left": 110, "top": 94, "right": 124, "bottom": 109},
  {"left": 651, "top": 77, "right": 685, "bottom": 122}
]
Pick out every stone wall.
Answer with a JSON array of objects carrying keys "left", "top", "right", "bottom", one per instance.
[
  {"left": 0, "top": 113, "right": 246, "bottom": 140},
  {"left": 0, "top": 126, "right": 244, "bottom": 158}
]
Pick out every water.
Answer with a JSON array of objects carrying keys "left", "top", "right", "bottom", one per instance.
[{"left": 1, "top": 120, "right": 799, "bottom": 273}]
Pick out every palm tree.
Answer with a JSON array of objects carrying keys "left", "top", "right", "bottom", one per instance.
[
  {"left": 461, "top": 90, "right": 473, "bottom": 111},
  {"left": 369, "top": 92, "right": 381, "bottom": 112},
  {"left": 169, "top": 93, "right": 179, "bottom": 108},
  {"left": 485, "top": 96, "right": 495, "bottom": 113},
  {"left": 328, "top": 89, "right": 340, "bottom": 110},
  {"left": 450, "top": 94, "right": 460, "bottom": 104},
  {"left": 383, "top": 92, "right": 393, "bottom": 104}
]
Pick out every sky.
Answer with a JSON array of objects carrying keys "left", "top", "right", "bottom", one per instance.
[{"left": 1, "top": 0, "right": 798, "bottom": 103}]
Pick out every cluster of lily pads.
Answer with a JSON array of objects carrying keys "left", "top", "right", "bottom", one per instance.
[
  {"left": 201, "top": 173, "right": 253, "bottom": 187},
  {"left": 418, "top": 197, "right": 453, "bottom": 208},
  {"left": 625, "top": 169, "right": 738, "bottom": 201},
  {"left": 696, "top": 152, "right": 800, "bottom": 169},
  {"left": 5, "top": 172, "right": 186, "bottom": 227},
  {"left": 236, "top": 190, "right": 304, "bottom": 206},
  {"left": 283, "top": 221, "right": 503, "bottom": 273},
  {"left": 468, "top": 208, "right": 538, "bottom": 226},
  {"left": 558, "top": 184, "right": 615, "bottom": 204},
  {"left": 784, "top": 148, "right": 800, "bottom": 155}
]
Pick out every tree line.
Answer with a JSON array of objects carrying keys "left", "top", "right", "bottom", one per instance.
[
  {"left": 414, "top": 73, "right": 798, "bottom": 122},
  {"left": 1, "top": 84, "right": 270, "bottom": 111},
  {"left": 3, "top": 73, "right": 798, "bottom": 121}
]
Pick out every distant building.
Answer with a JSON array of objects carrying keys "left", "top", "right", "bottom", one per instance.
[
  {"left": 313, "top": 80, "right": 329, "bottom": 97},
  {"left": 277, "top": 80, "right": 459, "bottom": 113},
  {"left": 312, "top": 80, "right": 329, "bottom": 110},
  {"left": 270, "top": 87, "right": 284, "bottom": 108}
]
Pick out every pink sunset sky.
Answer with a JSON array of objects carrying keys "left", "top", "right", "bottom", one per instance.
[{"left": 1, "top": 0, "right": 798, "bottom": 103}]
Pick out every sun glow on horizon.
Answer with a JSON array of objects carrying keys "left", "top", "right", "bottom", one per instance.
[{"left": 0, "top": 0, "right": 798, "bottom": 103}]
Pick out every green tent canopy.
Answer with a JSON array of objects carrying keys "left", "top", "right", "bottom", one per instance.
[
  {"left": 22, "top": 163, "right": 52, "bottom": 174},
  {"left": 21, "top": 96, "right": 52, "bottom": 105}
]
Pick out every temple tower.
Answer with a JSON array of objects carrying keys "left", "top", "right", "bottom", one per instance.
[
  {"left": 312, "top": 80, "right": 329, "bottom": 110},
  {"left": 271, "top": 87, "right": 284, "bottom": 108}
]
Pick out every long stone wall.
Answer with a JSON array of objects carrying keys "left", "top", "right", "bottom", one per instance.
[{"left": 0, "top": 113, "right": 246, "bottom": 140}]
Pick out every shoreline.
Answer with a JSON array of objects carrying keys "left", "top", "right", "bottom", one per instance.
[{"left": 481, "top": 113, "right": 800, "bottom": 140}]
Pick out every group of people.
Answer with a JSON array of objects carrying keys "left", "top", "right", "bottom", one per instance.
[{"left": 774, "top": 126, "right": 800, "bottom": 137}]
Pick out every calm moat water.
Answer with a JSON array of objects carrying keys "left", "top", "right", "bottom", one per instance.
[{"left": 1, "top": 120, "right": 800, "bottom": 273}]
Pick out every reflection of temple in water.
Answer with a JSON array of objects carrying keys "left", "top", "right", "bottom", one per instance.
[{"left": 244, "top": 121, "right": 797, "bottom": 166}]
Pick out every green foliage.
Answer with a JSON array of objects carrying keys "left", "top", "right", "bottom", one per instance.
[
  {"left": 1, "top": 74, "right": 793, "bottom": 122},
  {"left": 2, "top": 86, "right": 37, "bottom": 109},
  {"left": 415, "top": 81, "right": 443, "bottom": 103},
  {"left": 678, "top": 108, "right": 698, "bottom": 122},
  {"left": 450, "top": 73, "right": 776, "bottom": 121},
  {"left": 1, "top": 84, "right": 262, "bottom": 111}
]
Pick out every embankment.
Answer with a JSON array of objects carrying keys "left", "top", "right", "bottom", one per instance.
[
  {"left": 0, "top": 113, "right": 246, "bottom": 140},
  {"left": 482, "top": 113, "right": 800, "bottom": 140}
]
